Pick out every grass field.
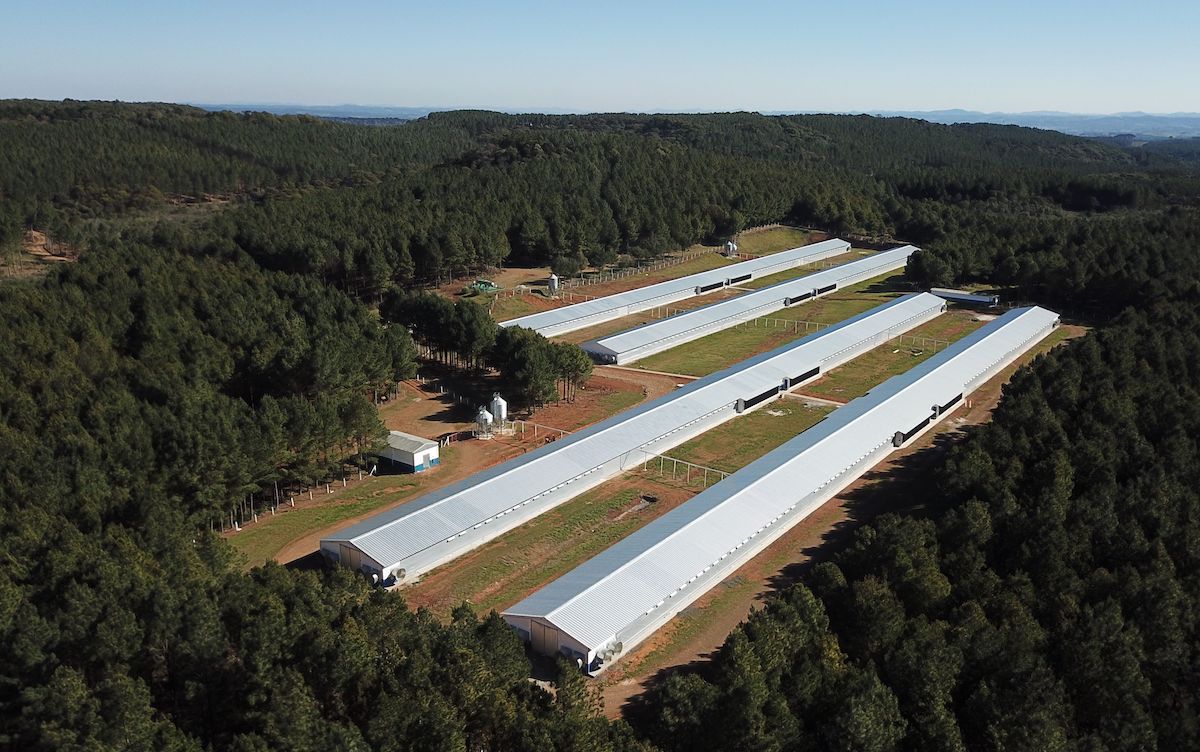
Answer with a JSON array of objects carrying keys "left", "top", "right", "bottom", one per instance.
[
  {"left": 733, "top": 226, "right": 814, "bottom": 255},
  {"left": 634, "top": 273, "right": 910, "bottom": 376},
  {"left": 487, "top": 294, "right": 547, "bottom": 321},
  {"left": 798, "top": 311, "right": 987, "bottom": 401},
  {"left": 589, "top": 389, "right": 645, "bottom": 425},
  {"left": 227, "top": 452, "right": 456, "bottom": 570},
  {"left": 404, "top": 475, "right": 695, "bottom": 618},
  {"left": 667, "top": 402, "right": 833, "bottom": 474}
]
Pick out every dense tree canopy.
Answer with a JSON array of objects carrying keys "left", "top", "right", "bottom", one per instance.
[
  {"left": 2, "top": 101, "right": 1200, "bottom": 749},
  {"left": 638, "top": 297, "right": 1200, "bottom": 751}
]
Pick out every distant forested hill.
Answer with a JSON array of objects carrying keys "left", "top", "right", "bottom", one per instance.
[
  {"left": 1143, "top": 137, "right": 1200, "bottom": 164},
  {"left": 3, "top": 100, "right": 1200, "bottom": 750},
  {"left": 6, "top": 102, "right": 1199, "bottom": 305},
  {"left": 0, "top": 99, "right": 472, "bottom": 212}
]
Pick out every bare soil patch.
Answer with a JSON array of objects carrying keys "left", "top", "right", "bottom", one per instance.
[{"left": 2, "top": 230, "right": 80, "bottom": 279}]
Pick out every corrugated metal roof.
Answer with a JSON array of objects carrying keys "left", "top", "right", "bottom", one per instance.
[
  {"left": 321, "top": 293, "right": 948, "bottom": 578},
  {"left": 386, "top": 431, "right": 438, "bottom": 454},
  {"left": 500, "top": 239, "right": 851, "bottom": 337},
  {"left": 504, "top": 306, "right": 1059, "bottom": 655},
  {"left": 930, "top": 287, "right": 1000, "bottom": 306},
  {"left": 582, "top": 245, "right": 918, "bottom": 364}
]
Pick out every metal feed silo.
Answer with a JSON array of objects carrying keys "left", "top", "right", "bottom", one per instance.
[{"left": 490, "top": 393, "right": 508, "bottom": 423}]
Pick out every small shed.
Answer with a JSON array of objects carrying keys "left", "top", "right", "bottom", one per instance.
[{"left": 379, "top": 430, "right": 440, "bottom": 472}]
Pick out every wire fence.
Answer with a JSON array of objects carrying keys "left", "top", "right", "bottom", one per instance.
[
  {"left": 633, "top": 450, "right": 730, "bottom": 489},
  {"left": 512, "top": 419, "right": 570, "bottom": 439},
  {"left": 892, "top": 333, "right": 951, "bottom": 353},
  {"left": 732, "top": 316, "right": 832, "bottom": 334},
  {"left": 725, "top": 315, "right": 951, "bottom": 351},
  {"left": 560, "top": 248, "right": 718, "bottom": 290}
]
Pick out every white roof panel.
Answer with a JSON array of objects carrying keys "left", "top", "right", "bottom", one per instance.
[
  {"left": 583, "top": 246, "right": 918, "bottom": 364},
  {"left": 386, "top": 431, "right": 438, "bottom": 454},
  {"left": 322, "top": 292, "right": 948, "bottom": 577},
  {"left": 505, "top": 306, "right": 1060, "bottom": 652},
  {"left": 500, "top": 239, "right": 851, "bottom": 336}
]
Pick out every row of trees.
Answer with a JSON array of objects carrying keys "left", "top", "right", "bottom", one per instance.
[{"left": 380, "top": 290, "right": 593, "bottom": 405}]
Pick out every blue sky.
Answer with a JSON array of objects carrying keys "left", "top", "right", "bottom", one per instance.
[{"left": 2, "top": 0, "right": 1197, "bottom": 113}]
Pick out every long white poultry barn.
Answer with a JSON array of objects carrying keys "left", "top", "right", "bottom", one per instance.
[
  {"left": 320, "top": 293, "right": 948, "bottom": 584},
  {"left": 503, "top": 305, "right": 1060, "bottom": 674},
  {"left": 581, "top": 245, "right": 919, "bottom": 365},
  {"left": 499, "top": 239, "right": 851, "bottom": 337}
]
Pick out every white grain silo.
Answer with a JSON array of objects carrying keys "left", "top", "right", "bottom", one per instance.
[
  {"left": 548, "top": 273, "right": 560, "bottom": 295},
  {"left": 490, "top": 393, "right": 508, "bottom": 423},
  {"left": 474, "top": 406, "right": 494, "bottom": 439}
]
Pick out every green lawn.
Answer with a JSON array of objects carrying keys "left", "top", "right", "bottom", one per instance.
[
  {"left": 596, "top": 388, "right": 644, "bottom": 418},
  {"left": 667, "top": 402, "right": 833, "bottom": 474},
  {"left": 634, "top": 273, "right": 909, "bottom": 377},
  {"left": 228, "top": 447, "right": 459, "bottom": 570},
  {"left": 409, "top": 476, "right": 685, "bottom": 618},
  {"left": 488, "top": 294, "right": 546, "bottom": 321},
  {"left": 799, "top": 311, "right": 986, "bottom": 401},
  {"left": 733, "top": 227, "right": 814, "bottom": 255},
  {"left": 630, "top": 251, "right": 736, "bottom": 281}
]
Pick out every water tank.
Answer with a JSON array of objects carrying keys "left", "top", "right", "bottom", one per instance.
[{"left": 490, "top": 393, "right": 508, "bottom": 423}]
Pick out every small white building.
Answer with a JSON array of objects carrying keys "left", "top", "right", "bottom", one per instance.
[{"left": 378, "top": 431, "right": 439, "bottom": 473}]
